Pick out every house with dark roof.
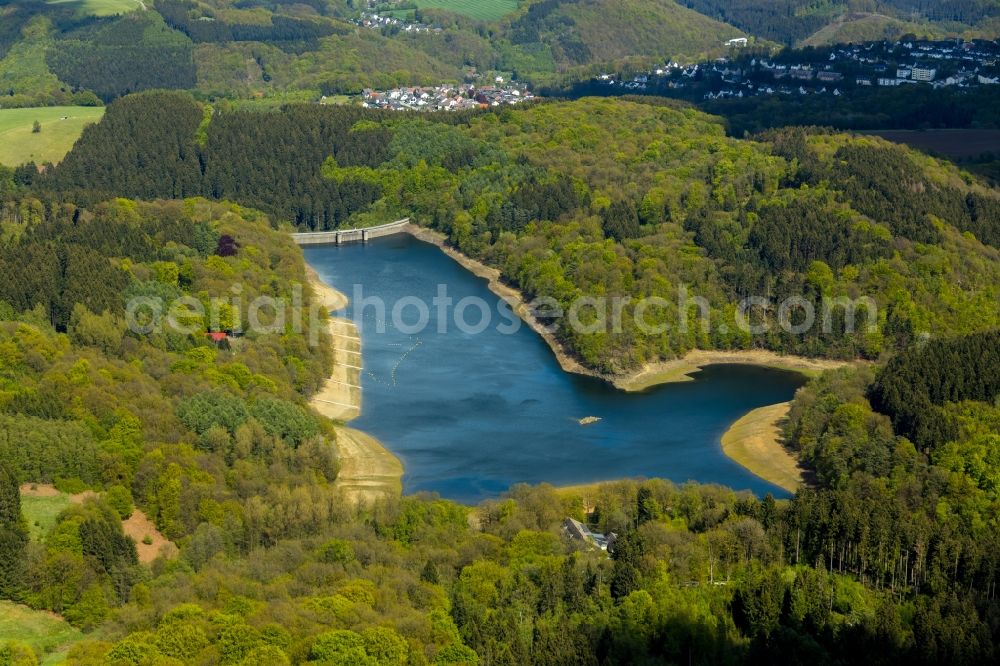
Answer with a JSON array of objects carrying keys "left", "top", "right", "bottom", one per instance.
[{"left": 563, "top": 518, "right": 617, "bottom": 553}]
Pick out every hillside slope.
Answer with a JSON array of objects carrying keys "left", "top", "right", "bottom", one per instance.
[
  {"left": 680, "top": 0, "right": 1000, "bottom": 44},
  {"left": 800, "top": 11, "right": 947, "bottom": 46},
  {"left": 39, "top": 93, "right": 1000, "bottom": 374},
  {"left": 505, "top": 0, "right": 745, "bottom": 66}
]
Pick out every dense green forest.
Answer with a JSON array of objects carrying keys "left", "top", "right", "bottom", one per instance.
[
  {"left": 47, "top": 10, "right": 198, "bottom": 102},
  {"left": 679, "top": 0, "right": 1000, "bottom": 44},
  {"left": 0, "top": 212, "right": 997, "bottom": 664},
  {"left": 869, "top": 330, "right": 1000, "bottom": 448},
  {"left": 501, "top": 0, "right": 742, "bottom": 66},
  {"left": 0, "top": 2, "right": 998, "bottom": 664},
  {"left": 559, "top": 79, "right": 1000, "bottom": 135},
  {"left": 1, "top": 88, "right": 999, "bottom": 662},
  {"left": 36, "top": 92, "right": 1000, "bottom": 374},
  {"left": 0, "top": 192, "right": 358, "bottom": 657}
]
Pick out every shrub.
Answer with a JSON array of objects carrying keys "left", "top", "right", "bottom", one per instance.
[
  {"left": 105, "top": 485, "right": 134, "bottom": 519},
  {"left": 309, "top": 630, "right": 373, "bottom": 665},
  {"left": 0, "top": 641, "right": 38, "bottom": 666},
  {"left": 154, "top": 622, "right": 209, "bottom": 661}
]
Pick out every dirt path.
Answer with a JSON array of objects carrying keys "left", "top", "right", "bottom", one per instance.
[
  {"left": 122, "top": 509, "right": 178, "bottom": 563},
  {"left": 720, "top": 402, "right": 806, "bottom": 494}
]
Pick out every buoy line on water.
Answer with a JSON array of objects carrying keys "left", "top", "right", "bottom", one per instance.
[{"left": 365, "top": 338, "right": 423, "bottom": 388}]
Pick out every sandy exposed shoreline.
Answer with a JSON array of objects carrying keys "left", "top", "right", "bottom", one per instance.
[
  {"left": 720, "top": 402, "right": 806, "bottom": 494},
  {"left": 305, "top": 264, "right": 348, "bottom": 312},
  {"left": 332, "top": 426, "right": 403, "bottom": 505},
  {"left": 305, "top": 267, "right": 403, "bottom": 503},
  {"left": 617, "top": 351, "right": 851, "bottom": 392}
]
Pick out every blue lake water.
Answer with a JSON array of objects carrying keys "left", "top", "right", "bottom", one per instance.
[{"left": 304, "top": 234, "right": 804, "bottom": 503}]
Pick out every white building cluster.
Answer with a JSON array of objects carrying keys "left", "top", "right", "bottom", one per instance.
[
  {"left": 360, "top": 84, "right": 534, "bottom": 112},
  {"left": 352, "top": 11, "right": 440, "bottom": 34},
  {"left": 592, "top": 38, "right": 999, "bottom": 100}
]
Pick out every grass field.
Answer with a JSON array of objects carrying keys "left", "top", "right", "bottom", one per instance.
[
  {"left": 45, "top": 0, "right": 143, "bottom": 17},
  {"left": 405, "top": 0, "right": 519, "bottom": 22},
  {"left": 0, "top": 106, "right": 104, "bottom": 167},
  {"left": 20, "top": 491, "right": 74, "bottom": 541},
  {"left": 0, "top": 601, "right": 84, "bottom": 665}
]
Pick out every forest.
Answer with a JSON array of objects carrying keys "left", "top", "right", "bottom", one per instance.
[
  {"left": 0, "top": 86, "right": 998, "bottom": 662},
  {"left": 0, "top": 0, "right": 998, "bottom": 663},
  {"left": 0, "top": 215, "right": 997, "bottom": 662},
  {"left": 35, "top": 92, "right": 1000, "bottom": 374},
  {"left": 679, "top": 0, "right": 1000, "bottom": 44},
  {"left": 559, "top": 79, "right": 1000, "bottom": 135}
]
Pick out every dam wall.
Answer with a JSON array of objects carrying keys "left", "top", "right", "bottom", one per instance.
[{"left": 291, "top": 218, "right": 410, "bottom": 246}]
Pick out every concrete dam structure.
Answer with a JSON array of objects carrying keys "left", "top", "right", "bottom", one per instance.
[{"left": 290, "top": 218, "right": 410, "bottom": 246}]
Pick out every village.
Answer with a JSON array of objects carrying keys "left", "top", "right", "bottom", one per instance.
[
  {"left": 350, "top": 10, "right": 439, "bottom": 35},
  {"left": 357, "top": 81, "right": 535, "bottom": 112},
  {"left": 592, "top": 38, "right": 1000, "bottom": 100}
]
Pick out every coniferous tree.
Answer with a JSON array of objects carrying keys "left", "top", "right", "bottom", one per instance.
[{"left": 0, "top": 463, "right": 27, "bottom": 598}]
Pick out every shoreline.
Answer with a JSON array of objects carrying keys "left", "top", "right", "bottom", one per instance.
[
  {"left": 305, "top": 267, "right": 403, "bottom": 503},
  {"left": 402, "top": 224, "right": 852, "bottom": 391},
  {"left": 305, "top": 264, "right": 349, "bottom": 312},
  {"left": 617, "top": 351, "right": 851, "bottom": 392},
  {"left": 720, "top": 402, "right": 806, "bottom": 494},
  {"left": 403, "top": 224, "right": 602, "bottom": 380}
]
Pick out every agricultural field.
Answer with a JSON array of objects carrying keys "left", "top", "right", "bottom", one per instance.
[
  {"left": 0, "top": 601, "right": 84, "bottom": 665},
  {"left": 0, "top": 106, "right": 105, "bottom": 167},
  {"left": 44, "top": 0, "right": 143, "bottom": 17},
  {"left": 408, "top": 0, "right": 520, "bottom": 22}
]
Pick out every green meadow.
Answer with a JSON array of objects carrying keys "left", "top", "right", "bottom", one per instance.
[
  {"left": 408, "top": 0, "right": 519, "bottom": 22},
  {"left": 20, "top": 492, "right": 74, "bottom": 541},
  {"left": 45, "top": 0, "right": 143, "bottom": 17},
  {"left": 0, "top": 601, "right": 84, "bottom": 665},
  {"left": 0, "top": 106, "right": 105, "bottom": 167}
]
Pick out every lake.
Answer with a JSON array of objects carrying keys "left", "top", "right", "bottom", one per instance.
[{"left": 304, "top": 234, "right": 805, "bottom": 503}]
